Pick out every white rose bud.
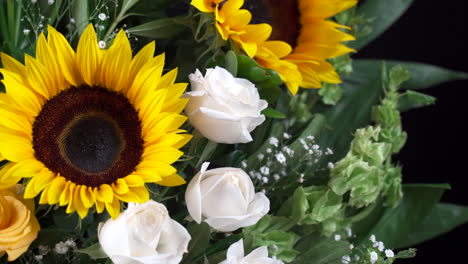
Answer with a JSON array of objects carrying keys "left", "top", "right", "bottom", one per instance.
[
  {"left": 185, "top": 162, "right": 270, "bottom": 232},
  {"left": 219, "top": 239, "right": 284, "bottom": 264},
  {"left": 185, "top": 67, "right": 268, "bottom": 144},
  {"left": 98, "top": 200, "right": 191, "bottom": 264}
]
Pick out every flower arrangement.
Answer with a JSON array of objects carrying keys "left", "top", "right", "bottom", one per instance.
[{"left": 0, "top": 0, "right": 466, "bottom": 264}]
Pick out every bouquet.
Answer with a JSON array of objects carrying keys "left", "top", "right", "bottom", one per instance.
[{"left": 0, "top": 0, "right": 466, "bottom": 263}]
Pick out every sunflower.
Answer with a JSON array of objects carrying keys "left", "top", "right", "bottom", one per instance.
[
  {"left": 191, "top": 0, "right": 271, "bottom": 58},
  {"left": 247, "top": 0, "right": 358, "bottom": 92},
  {"left": 0, "top": 25, "right": 191, "bottom": 219}
]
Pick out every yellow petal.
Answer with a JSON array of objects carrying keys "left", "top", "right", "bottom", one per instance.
[
  {"left": 94, "top": 184, "right": 113, "bottom": 203},
  {"left": 60, "top": 182, "right": 76, "bottom": 206},
  {"left": 46, "top": 176, "right": 66, "bottom": 204},
  {"left": 123, "top": 175, "right": 145, "bottom": 187},
  {"left": 156, "top": 173, "right": 186, "bottom": 187},
  {"left": 105, "top": 197, "right": 121, "bottom": 219},
  {"left": 24, "top": 169, "right": 55, "bottom": 199},
  {"left": 99, "top": 30, "right": 132, "bottom": 92},
  {"left": 112, "top": 178, "right": 129, "bottom": 194},
  {"left": 115, "top": 186, "right": 149, "bottom": 203},
  {"left": 0, "top": 52, "right": 25, "bottom": 76},
  {"left": 73, "top": 186, "right": 89, "bottom": 218},
  {"left": 76, "top": 24, "right": 102, "bottom": 85},
  {"left": 47, "top": 25, "right": 82, "bottom": 86}
]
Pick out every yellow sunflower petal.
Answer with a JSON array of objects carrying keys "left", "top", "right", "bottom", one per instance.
[
  {"left": 73, "top": 186, "right": 89, "bottom": 218},
  {"left": 115, "top": 186, "right": 149, "bottom": 203},
  {"left": 47, "top": 25, "right": 81, "bottom": 86},
  {"left": 76, "top": 24, "right": 102, "bottom": 85},
  {"left": 100, "top": 29, "right": 132, "bottom": 92},
  {"left": 0, "top": 70, "right": 43, "bottom": 115},
  {"left": 80, "top": 186, "right": 95, "bottom": 208},
  {"left": 105, "top": 197, "right": 121, "bottom": 219},
  {"left": 95, "top": 200, "right": 105, "bottom": 213},
  {"left": 46, "top": 176, "right": 66, "bottom": 204},
  {"left": 0, "top": 130, "right": 35, "bottom": 162},
  {"left": 155, "top": 173, "right": 186, "bottom": 187},
  {"left": 129, "top": 41, "right": 156, "bottom": 85},
  {"left": 191, "top": 0, "right": 222, "bottom": 12},
  {"left": 0, "top": 53, "right": 25, "bottom": 76},
  {"left": 123, "top": 175, "right": 145, "bottom": 187},
  {"left": 60, "top": 182, "right": 76, "bottom": 206},
  {"left": 94, "top": 184, "right": 113, "bottom": 203},
  {"left": 112, "top": 178, "right": 129, "bottom": 194},
  {"left": 157, "top": 68, "right": 178, "bottom": 89},
  {"left": 24, "top": 169, "right": 55, "bottom": 199}
]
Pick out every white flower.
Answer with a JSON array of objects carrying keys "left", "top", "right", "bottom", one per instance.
[
  {"left": 219, "top": 239, "right": 283, "bottom": 264},
  {"left": 185, "top": 162, "right": 270, "bottom": 232},
  {"left": 370, "top": 251, "right": 378, "bottom": 264},
  {"left": 98, "top": 41, "right": 106, "bottom": 49},
  {"left": 98, "top": 13, "right": 107, "bottom": 21},
  {"left": 185, "top": 67, "right": 267, "bottom": 144},
  {"left": 385, "top": 249, "right": 395, "bottom": 258},
  {"left": 55, "top": 242, "right": 68, "bottom": 254},
  {"left": 98, "top": 200, "right": 191, "bottom": 264},
  {"left": 23, "top": 29, "right": 30, "bottom": 35},
  {"left": 48, "top": 0, "right": 54, "bottom": 5}
]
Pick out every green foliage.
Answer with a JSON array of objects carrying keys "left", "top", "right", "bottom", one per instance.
[
  {"left": 243, "top": 216, "right": 300, "bottom": 263},
  {"left": 278, "top": 186, "right": 346, "bottom": 236},
  {"left": 350, "top": 0, "right": 414, "bottom": 50},
  {"left": 352, "top": 184, "right": 451, "bottom": 248},
  {"left": 318, "top": 83, "right": 344, "bottom": 105},
  {"left": 294, "top": 233, "right": 351, "bottom": 264},
  {"left": 183, "top": 222, "right": 211, "bottom": 262},
  {"left": 75, "top": 243, "right": 107, "bottom": 259}
]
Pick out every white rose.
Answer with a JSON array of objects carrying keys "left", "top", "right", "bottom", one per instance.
[
  {"left": 98, "top": 200, "right": 191, "bottom": 264},
  {"left": 219, "top": 239, "right": 284, "bottom": 264},
  {"left": 185, "top": 162, "right": 270, "bottom": 232},
  {"left": 185, "top": 66, "right": 268, "bottom": 144}
]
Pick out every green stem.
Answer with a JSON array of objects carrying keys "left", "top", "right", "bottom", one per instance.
[
  {"left": 6, "top": 0, "right": 14, "bottom": 43},
  {"left": 348, "top": 202, "right": 377, "bottom": 223},
  {"left": 196, "top": 140, "right": 218, "bottom": 168},
  {"left": 0, "top": 3, "right": 9, "bottom": 44}
]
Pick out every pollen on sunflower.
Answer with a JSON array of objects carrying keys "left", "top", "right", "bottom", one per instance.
[{"left": 0, "top": 24, "right": 192, "bottom": 219}]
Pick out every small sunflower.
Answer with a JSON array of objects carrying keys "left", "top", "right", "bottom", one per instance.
[
  {"left": 247, "top": 0, "right": 358, "bottom": 92},
  {"left": 0, "top": 25, "right": 191, "bottom": 219}
]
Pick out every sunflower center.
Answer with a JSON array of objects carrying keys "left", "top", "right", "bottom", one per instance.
[
  {"left": 244, "top": 0, "right": 301, "bottom": 47},
  {"left": 33, "top": 86, "right": 144, "bottom": 187},
  {"left": 61, "top": 113, "right": 123, "bottom": 174}
]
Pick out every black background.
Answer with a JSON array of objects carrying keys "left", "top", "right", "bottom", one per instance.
[{"left": 355, "top": 0, "right": 468, "bottom": 262}]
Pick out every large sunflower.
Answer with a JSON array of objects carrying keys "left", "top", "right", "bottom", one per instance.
[
  {"left": 248, "top": 0, "right": 358, "bottom": 91},
  {"left": 0, "top": 25, "right": 191, "bottom": 219}
]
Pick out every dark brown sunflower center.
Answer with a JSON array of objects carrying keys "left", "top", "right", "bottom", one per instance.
[
  {"left": 32, "top": 86, "right": 144, "bottom": 187},
  {"left": 244, "top": 0, "right": 301, "bottom": 47}
]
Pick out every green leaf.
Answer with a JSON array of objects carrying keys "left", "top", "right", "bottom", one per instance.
[
  {"left": 352, "top": 183, "right": 450, "bottom": 248},
  {"left": 262, "top": 108, "right": 286, "bottom": 119},
  {"left": 314, "top": 60, "right": 385, "bottom": 161},
  {"left": 350, "top": 0, "right": 414, "bottom": 50},
  {"left": 224, "top": 50, "right": 238, "bottom": 76},
  {"left": 184, "top": 222, "right": 211, "bottom": 261},
  {"left": 354, "top": 59, "right": 468, "bottom": 90},
  {"left": 72, "top": 0, "right": 89, "bottom": 35},
  {"left": 75, "top": 243, "right": 108, "bottom": 259},
  {"left": 294, "top": 233, "right": 350, "bottom": 264},
  {"left": 398, "top": 90, "right": 436, "bottom": 112},
  {"left": 397, "top": 203, "right": 468, "bottom": 248},
  {"left": 127, "top": 17, "right": 185, "bottom": 39}
]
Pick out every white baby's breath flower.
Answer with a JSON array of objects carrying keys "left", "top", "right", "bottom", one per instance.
[
  {"left": 385, "top": 249, "right": 395, "bottom": 258},
  {"left": 275, "top": 152, "right": 286, "bottom": 164},
  {"left": 54, "top": 242, "right": 68, "bottom": 254},
  {"left": 23, "top": 29, "right": 30, "bottom": 35},
  {"left": 334, "top": 234, "right": 341, "bottom": 241},
  {"left": 98, "top": 13, "right": 107, "bottom": 21},
  {"left": 48, "top": 0, "right": 54, "bottom": 5},
  {"left": 98, "top": 41, "right": 106, "bottom": 49},
  {"left": 370, "top": 251, "right": 378, "bottom": 264}
]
